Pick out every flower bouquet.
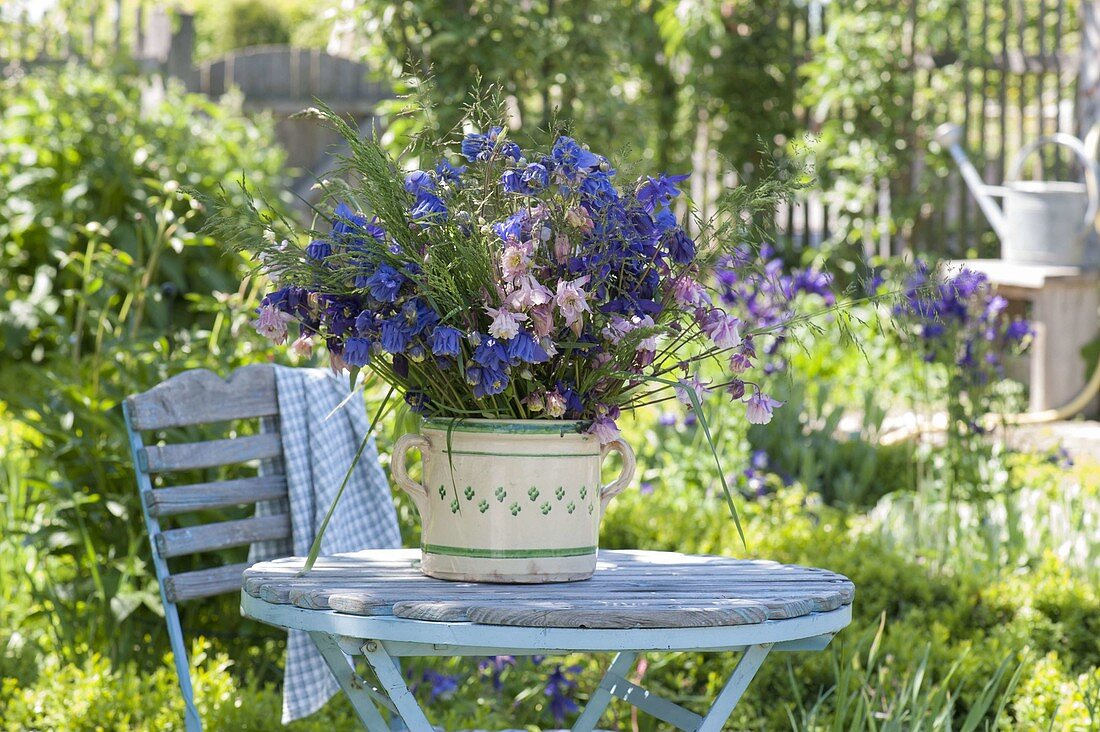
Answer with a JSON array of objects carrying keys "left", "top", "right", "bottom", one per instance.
[{"left": 210, "top": 106, "right": 803, "bottom": 581}]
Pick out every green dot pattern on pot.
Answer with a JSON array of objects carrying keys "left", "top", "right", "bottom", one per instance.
[
  {"left": 508, "top": 502, "right": 521, "bottom": 516},
  {"left": 555, "top": 486, "right": 565, "bottom": 501},
  {"left": 450, "top": 499, "right": 460, "bottom": 513},
  {"left": 495, "top": 487, "right": 507, "bottom": 502},
  {"left": 528, "top": 486, "right": 540, "bottom": 501},
  {"left": 566, "top": 501, "right": 576, "bottom": 514},
  {"left": 477, "top": 499, "right": 489, "bottom": 513},
  {"left": 464, "top": 486, "right": 475, "bottom": 501},
  {"left": 579, "top": 486, "right": 588, "bottom": 499},
  {"left": 437, "top": 485, "right": 446, "bottom": 500},
  {"left": 539, "top": 501, "right": 552, "bottom": 515}
]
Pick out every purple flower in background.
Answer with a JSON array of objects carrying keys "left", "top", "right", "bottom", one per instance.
[
  {"left": 1005, "top": 319, "right": 1032, "bottom": 342},
  {"left": 420, "top": 669, "right": 458, "bottom": 701},
  {"left": 544, "top": 664, "right": 582, "bottom": 723},
  {"left": 479, "top": 656, "right": 516, "bottom": 691},
  {"left": 658, "top": 412, "right": 677, "bottom": 427},
  {"left": 745, "top": 389, "right": 782, "bottom": 425}
]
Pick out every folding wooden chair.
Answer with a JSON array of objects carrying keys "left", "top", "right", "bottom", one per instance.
[{"left": 123, "top": 365, "right": 290, "bottom": 732}]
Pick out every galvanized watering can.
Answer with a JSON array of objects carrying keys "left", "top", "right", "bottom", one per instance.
[{"left": 934, "top": 123, "right": 1100, "bottom": 266}]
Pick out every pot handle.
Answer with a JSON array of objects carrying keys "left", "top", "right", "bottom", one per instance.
[
  {"left": 391, "top": 433, "right": 431, "bottom": 515},
  {"left": 599, "top": 439, "right": 636, "bottom": 512}
]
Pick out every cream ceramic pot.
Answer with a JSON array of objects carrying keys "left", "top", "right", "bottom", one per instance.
[{"left": 391, "top": 419, "right": 635, "bottom": 583}]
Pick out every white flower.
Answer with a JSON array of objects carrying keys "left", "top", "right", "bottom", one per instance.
[
  {"left": 506, "top": 275, "right": 554, "bottom": 311},
  {"left": 251, "top": 305, "right": 295, "bottom": 345},
  {"left": 500, "top": 243, "right": 531, "bottom": 282},
  {"left": 554, "top": 275, "right": 591, "bottom": 332},
  {"left": 486, "top": 306, "right": 527, "bottom": 340}
]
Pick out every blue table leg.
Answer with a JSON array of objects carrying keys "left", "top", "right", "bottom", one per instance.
[
  {"left": 571, "top": 651, "right": 637, "bottom": 731},
  {"left": 696, "top": 643, "right": 773, "bottom": 732},
  {"left": 361, "top": 640, "right": 436, "bottom": 732},
  {"left": 308, "top": 632, "right": 392, "bottom": 731}
]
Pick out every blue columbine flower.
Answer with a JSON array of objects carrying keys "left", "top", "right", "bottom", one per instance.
[
  {"left": 522, "top": 162, "right": 549, "bottom": 190},
  {"left": 429, "top": 326, "right": 462, "bottom": 357},
  {"left": 663, "top": 226, "right": 696, "bottom": 265},
  {"left": 305, "top": 239, "right": 332, "bottom": 261},
  {"left": 551, "top": 137, "right": 600, "bottom": 180},
  {"left": 332, "top": 202, "right": 369, "bottom": 237},
  {"left": 410, "top": 192, "right": 447, "bottom": 223},
  {"left": 362, "top": 263, "right": 405, "bottom": 302},
  {"left": 544, "top": 665, "right": 582, "bottom": 723},
  {"left": 492, "top": 209, "right": 532, "bottom": 242},
  {"left": 461, "top": 126, "right": 521, "bottom": 163},
  {"left": 505, "top": 332, "right": 549, "bottom": 364},
  {"left": 472, "top": 337, "right": 510, "bottom": 372},
  {"left": 401, "top": 298, "right": 440, "bottom": 335},
  {"left": 380, "top": 316, "right": 413, "bottom": 354},
  {"left": 435, "top": 159, "right": 466, "bottom": 185},
  {"left": 636, "top": 173, "right": 690, "bottom": 213},
  {"left": 342, "top": 336, "right": 371, "bottom": 367},
  {"left": 404, "top": 170, "right": 435, "bottom": 195}
]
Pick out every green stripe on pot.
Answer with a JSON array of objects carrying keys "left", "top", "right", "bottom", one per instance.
[
  {"left": 422, "top": 544, "right": 597, "bottom": 559},
  {"left": 421, "top": 418, "right": 587, "bottom": 436}
]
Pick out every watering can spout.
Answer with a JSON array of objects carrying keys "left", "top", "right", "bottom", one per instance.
[{"left": 932, "top": 123, "right": 1009, "bottom": 240}]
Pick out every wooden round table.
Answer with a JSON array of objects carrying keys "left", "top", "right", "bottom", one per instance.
[{"left": 241, "top": 548, "right": 854, "bottom": 731}]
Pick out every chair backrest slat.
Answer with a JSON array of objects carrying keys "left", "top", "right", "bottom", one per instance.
[
  {"left": 141, "top": 433, "right": 283, "bottom": 473},
  {"left": 164, "top": 563, "right": 252, "bottom": 603},
  {"left": 144, "top": 475, "right": 288, "bottom": 517},
  {"left": 126, "top": 365, "right": 278, "bottom": 431},
  {"left": 155, "top": 514, "right": 291, "bottom": 558}
]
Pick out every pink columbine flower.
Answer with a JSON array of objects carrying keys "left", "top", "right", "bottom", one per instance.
[
  {"left": 524, "top": 392, "right": 546, "bottom": 413},
  {"left": 702, "top": 310, "right": 741, "bottom": 349},
  {"left": 554, "top": 233, "right": 572, "bottom": 264},
  {"left": 545, "top": 390, "right": 567, "bottom": 418},
  {"left": 674, "top": 374, "right": 712, "bottom": 407},
  {"left": 555, "top": 276, "right": 591, "bottom": 333},
  {"left": 486, "top": 306, "right": 527, "bottom": 340},
  {"left": 672, "top": 275, "right": 710, "bottom": 308},
  {"left": 252, "top": 305, "right": 295, "bottom": 345},
  {"left": 528, "top": 303, "right": 555, "bottom": 339},
  {"left": 634, "top": 315, "right": 658, "bottom": 352},
  {"left": 745, "top": 389, "right": 783, "bottom": 425},
  {"left": 601, "top": 315, "right": 632, "bottom": 345},
  {"left": 500, "top": 243, "right": 531, "bottom": 282},
  {"left": 506, "top": 275, "right": 554, "bottom": 311},
  {"left": 565, "top": 205, "right": 594, "bottom": 233},
  {"left": 289, "top": 333, "right": 314, "bottom": 358},
  {"left": 329, "top": 349, "right": 349, "bottom": 375},
  {"left": 589, "top": 416, "right": 621, "bottom": 444}
]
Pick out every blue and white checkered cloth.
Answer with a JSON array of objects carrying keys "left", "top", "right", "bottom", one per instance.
[{"left": 251, "top": 366, "right": 402, "bottom": 724}]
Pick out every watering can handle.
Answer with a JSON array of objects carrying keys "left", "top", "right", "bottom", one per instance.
[{"left": 1007, "top": 133, "right": 1100, "bottom": 238}]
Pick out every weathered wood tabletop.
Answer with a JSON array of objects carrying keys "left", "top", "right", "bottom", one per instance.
[{"left": 242, "top": 548, "right": 854, "bottom": 630}]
